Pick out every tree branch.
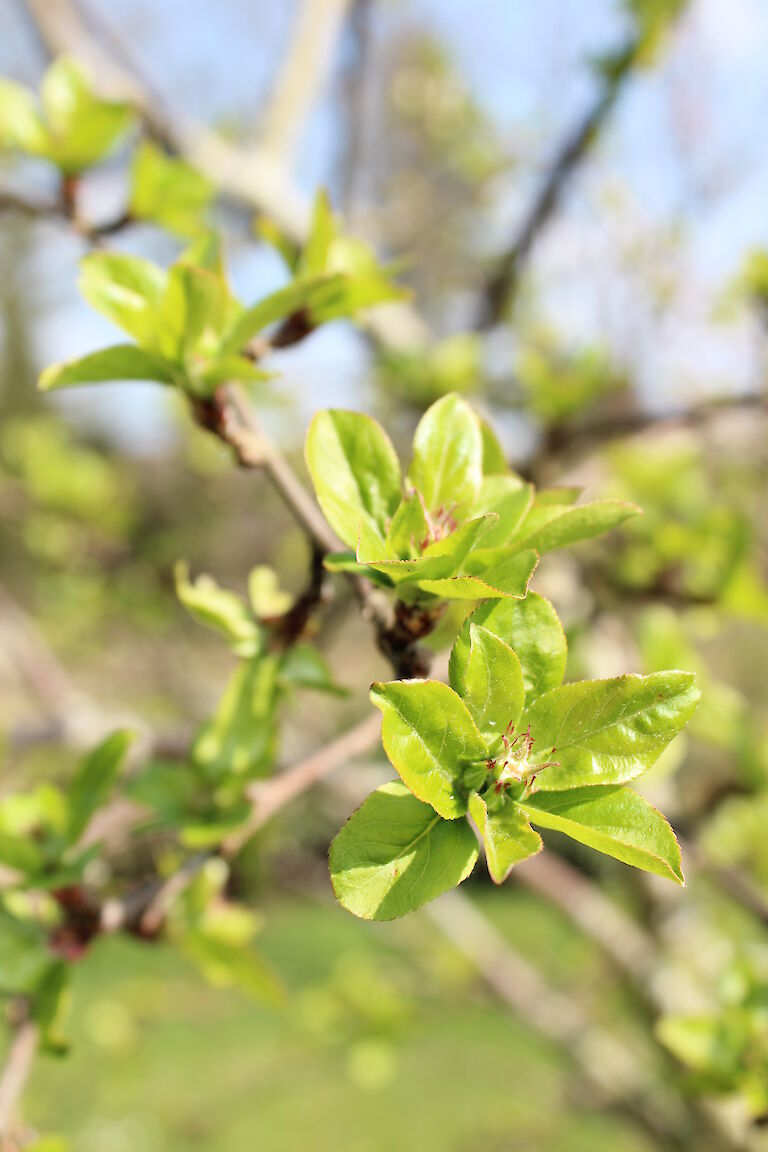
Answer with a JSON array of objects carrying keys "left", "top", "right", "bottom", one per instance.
[
  {"left": 423, "top": 890, "right": 727, "bottom": 1151},
  {"left": 224, "top": 711, "right": 382, "bottom": 856},
  {"left": 476, "top": 34, "right": 661, "bottom": 328},
  {"left": 527, "top": 391, "right": 767, "bottom": 481},
  {"left": 0, "top": 1011, "right": 38, "bottom": 1142},
  {"left": 259, "top": 0, "right": 354, "bottom": 167},
  {"left": 516, "top": 850, "right": 656, "bottom": 984}
]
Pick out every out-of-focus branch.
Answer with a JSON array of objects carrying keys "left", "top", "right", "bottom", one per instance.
[
  {"left": 0, "top": 1010, "right": 38, "bottom": 1142},
  {"left": 424, "top": 890, "right": 729, "bottom": 1151},
  {"left": 224, "top": 712, "right": 382, "bottom": 855},
  {"left": 0, "top": 584, "right": 113, "bottom": 749},
  {"left": 527, "top": 391, "right": 767, "bottom": 481},
  {"left": 516, "top": 850, "right": 656, "bottom": 983},
  {"left": 213, "top": 386, "right": 342, "bottom": 558},
  {"left": 0, "top": 186, "right": 133, "bottom": 244},
  {"left": 340, "top": 0, "right": 374, "bottom": 220},
  {"left": 0, "top": 191, "right": 60, "bottom": 222},
  {"left": 18, "top": 0, "right": 307, "bottom": 234},
  {"left": 259, "top": 0, "right": 354, "bottom": 167},
  {"left": 476, "top": 25, "right": 683, "bottom": 329}
]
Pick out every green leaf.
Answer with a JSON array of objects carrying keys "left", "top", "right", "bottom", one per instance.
[
  {"left": 323, "top": 552, "right": 395, "bottom": 588},
  {"left": 471, "top": 476, "right": 533, "bottom": 547},
  {"left": 180, "top": 930, "right": 284, "bottom": 1005},
  {"left": 469, "top": 794, "right": 542, "bottom": 884},
  {"left": 451, "top": 624, "right": 525, "bottom": 741},
  {"left": 311, "top": 255, "right": 405, "bottom": 321},
  {"left": 522, "top": 672, "right": 700, "bottom": 790},
  {"left": 79, "top": 252, "right": 167, "bottom": 347},
  {"left": 0, "top": 831, "right": 48, "bottom": 877},
  {"left": 330, "top": 781, "right": 478, "bottom": 919},
  {"left": 0, "top": 79, "right": 47, "bottom": 153},
  {"left": 157, "top": 263, "right": 233, "bottom": 367},
  {"left": 68, "top": 729, "right": 134, "bottom": 843},
  {"left": 522, "top": 785, "right": 684, "bottom": 884},
  {"left": 0, "top": 907, "right": 53, "bottom": 995},
  {"left": 408, "top": 393, "right": 483, "bottom": 515},
  {"left": 0, "top": 59, "right": 133, "bottom": 171},
  {"left": 306, "top": 409, "right": 402, "bottom": 550},
  {"left": 450, "top": 593, "right": 567, "bottom": 702},
  {"left": 175, "top": 562, "right": 262, "bottom": 657},
  {"left": 299, "top": 189, "right": 336, "bottom": 277},
  {"left": 359, "top": 516, "right": 493, "bottom": 585},
  {"left": 221, "top": 274, "right": 348, "bottom": 352},
  {"left": 181, "top": 232, "right": 226, "bottom": 275},
  {"left": 193, "top": 656, "right": 279, "bottom": 781},
  {"left": 385, "top": 490, "right": 430, "bottom": 558},
  {"left": 512, "top": 499, "right": 640, "bottom": 555},
  {"left": 129, "top": 141, "right": 214, "bottom": 237},
  {"left": 479, "top": 417, "right": 508, "bottom": 475},
  {"left": 454, "top": 547, "right": 539, "bottom": 599},
  {"left": 375, "top": 546, "right": 537, "bottom": 602},
  {"left": 39, "top": 57, "right": 134, "bottom": 172},
  {"left": 32, "top": 961, "right": 70, "bottom": 1054},
  {"left": 535, "top": 486, "right": 581, "bottom": 507},
  {"left": 248, "top": 566, "right": 293, "bottom": 618},
  {"left": 370, "top": 680, "right": 487, "bottom": 818},
  {"left": 39, "top": 344, "right": 176, "bottom": 392},
  {"left": 196, "top": 355, "right": 272, "bottom": 390}
]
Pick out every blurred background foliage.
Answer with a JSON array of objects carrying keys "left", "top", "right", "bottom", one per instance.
[{"left": 0, "top": 0, "right": 767, "bottom": 1149}]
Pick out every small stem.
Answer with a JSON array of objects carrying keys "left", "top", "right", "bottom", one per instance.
[{"left": 204, "top": 385, "right": 342, "bottom": 558}]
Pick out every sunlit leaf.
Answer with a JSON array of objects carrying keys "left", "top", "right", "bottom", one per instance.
[
  {"left": 370, "top": 680, "right": 487, "bottom": 818},
  {"left": 407, "top": 393, "right": 483, "bottom": 515},
  {"left": 450, "top": 624, "right": 525, "bottom": 741},
  {"left": 39, "top": 345, "right": 176, "bottom": 392},
  {"left": 306, "top": 409, "right": 402, "bottom": 549},
  {"left": 469, "top": 794, "right": 542, "bottom": 883},
  {"left": 522, "top": 672, "right": 700, "bottom": 790},
  {"left": 522, "top": 785, "right": 684, "bottom": 883},
  {"left": 450, "top": 593, "right": 567, "bottom": 702},
  {"left": 330, "top": 782, "right": 478, "bottom": 920}
]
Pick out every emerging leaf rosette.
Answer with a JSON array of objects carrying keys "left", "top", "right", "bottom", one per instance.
[
  {"left": 330, "top": 593, "right": 699, "bottom": 919},
  {"left": 0, "top": 57, "right": 135, "bottom": 173},
  {"left": 39, "top": 193, "right": 406, "bottom": 398},
  {"left": 307, "top": 393, "right": 639, "bottom": 603}
]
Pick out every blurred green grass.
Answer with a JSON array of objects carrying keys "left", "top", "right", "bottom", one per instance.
[{"left": 20, "top": 890, "right": 658, "bottom": 1152}]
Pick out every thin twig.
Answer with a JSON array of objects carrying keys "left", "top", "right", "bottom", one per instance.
[
  {"left": 224, "top": 712, "right": 382, "bottom": 856},
  {"left": 221, "top": 386, "right": 341, "bottom": 557},
  {"left": 476, "top": 42, "right": 637, "bottom": 328},
  {"left": 0, "top": 1012, "right": 38, "bottom": 1141}
]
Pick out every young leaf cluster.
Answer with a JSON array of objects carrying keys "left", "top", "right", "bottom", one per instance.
[
  {"left": 0, "top": 732, "right": 133, "bottom": 1050},
  {"left": 39, "top": 195, "right": 404, "bottom": 398},
  {"left": 331, "top": 593, "right": 699, "bottom": 919},
  {"left": 0, "top": 57, "right": 134, "bottom": 173},
  {"left": 307, "top": 392, "right": 639, "bottom": 603}
]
